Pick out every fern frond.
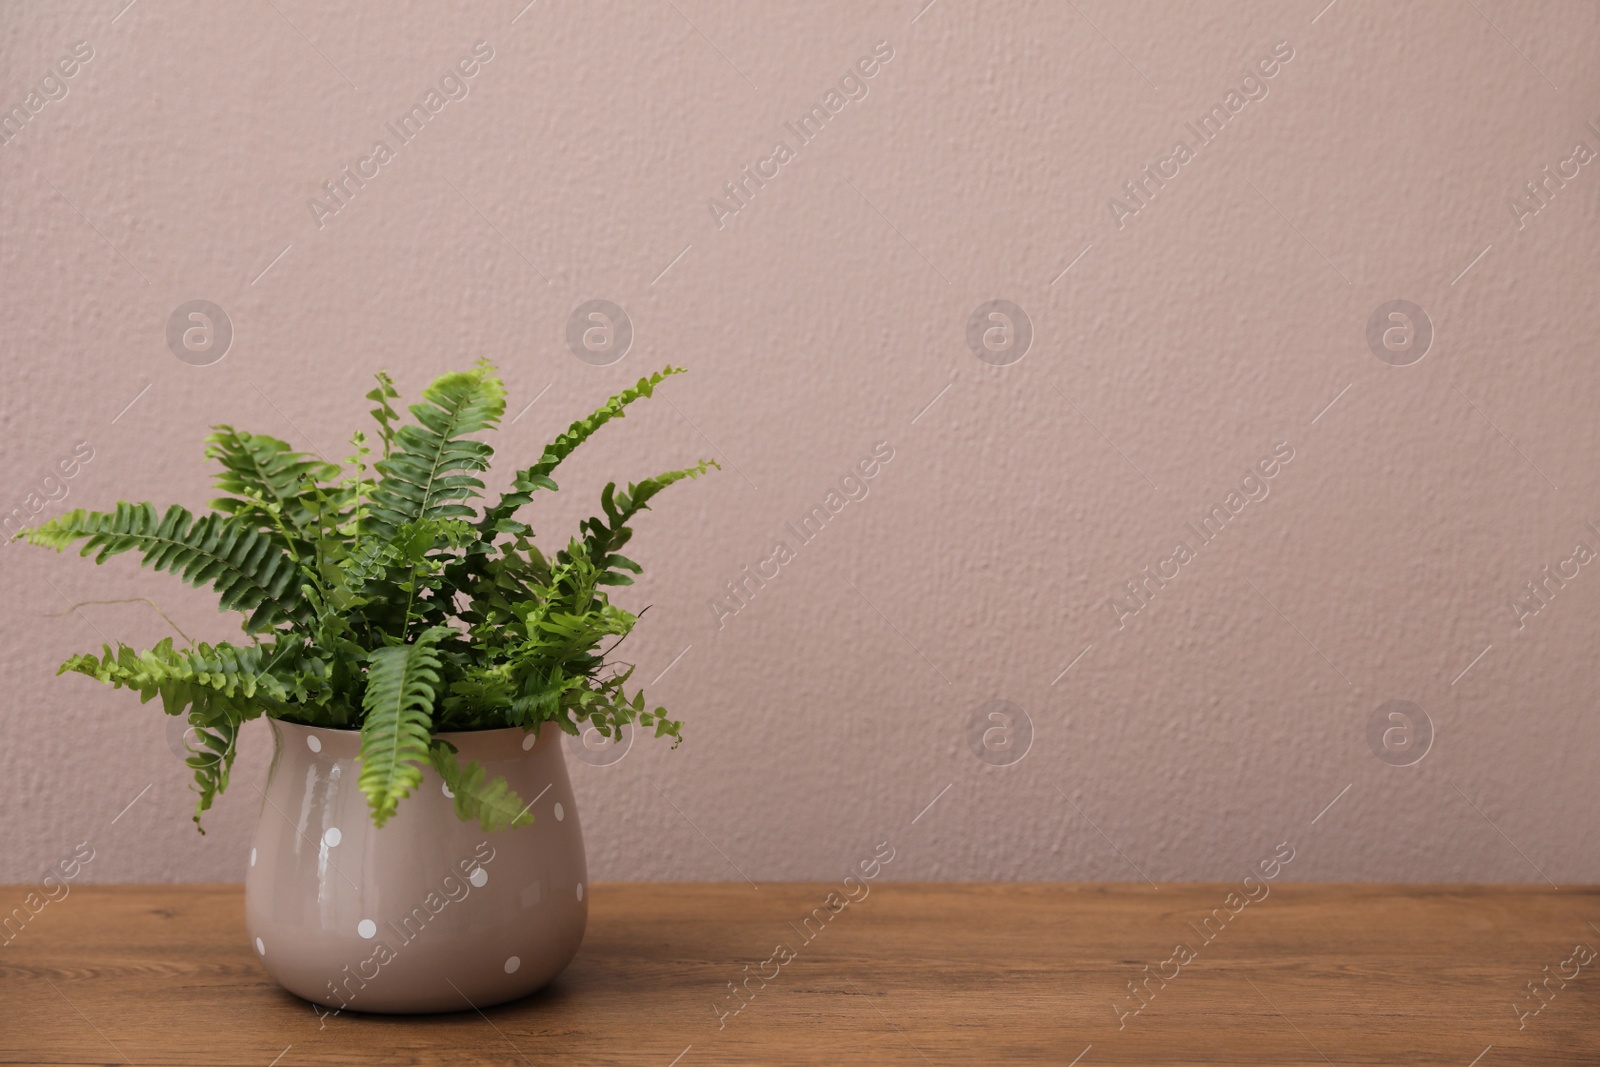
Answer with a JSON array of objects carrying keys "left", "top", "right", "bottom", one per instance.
[
  {"left": 511, "top": 666, "right": 681, "bottom": 746},
  {"left": 183, "top": 713, "right": 241, "bottom": 832},
  {"left": 478, "top": 366, "right": 685, "bottom": 539},
  {"left": 452, "top": 539, "right": 550, "bottom": 633},
  {"left": 20, "top": 504, "right": 308, "bottom": 632},
  {"left": 59, "top": 638, "right": 282, "bottom": 831},
  {"left": 205, "top": 427, "right": 338, "bottom": 539},
  {"left": 563, "top": 459, "right": 719, "bottom": 585},
  {"left": 585, "top": 674, "right": 682, "bottom": 746},
  {"left": 366, "top": 365, "right": 505, "bottom": 539},
  {"left": 427, "top": 739, "right": 534, "bottom": 831},
  {"left": 60, "top": 637, "right": 290, "bottom": 713},
  {"left": 366, "top": 371, "right": 401, "bottom": 460},
  {"left": 357, "top": 626, "right": 448, "bottom": 826}
]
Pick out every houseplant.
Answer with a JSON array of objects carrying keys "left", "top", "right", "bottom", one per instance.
[{"left": 18, "top": 363, "right": 714, "bottom": 1011}]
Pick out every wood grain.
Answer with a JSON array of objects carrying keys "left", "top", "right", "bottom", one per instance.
[{"left": 1, "top": 883, "right": 1596, "bottom": 1065}]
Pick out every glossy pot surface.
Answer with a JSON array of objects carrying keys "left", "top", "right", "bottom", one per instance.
[{"left": 244, "top": 719, "right": 586, "bottom": 1014}]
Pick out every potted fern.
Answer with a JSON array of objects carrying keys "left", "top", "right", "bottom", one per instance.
[{"left": 18, "top": 363, "right": 714, "bottom": 1013}]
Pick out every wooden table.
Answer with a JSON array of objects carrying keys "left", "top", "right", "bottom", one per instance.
[{"left": 2, "top": 884, "right": 1596, "bottom": 1065}]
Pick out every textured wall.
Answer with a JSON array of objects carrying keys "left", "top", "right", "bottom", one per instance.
[{"left": 2, "top": 0, "right": 1597, "bottom": 886}]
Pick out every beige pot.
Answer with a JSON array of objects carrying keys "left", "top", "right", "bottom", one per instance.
[{"left": 244, "top": 719, "right": 587, "bottom": 1015}]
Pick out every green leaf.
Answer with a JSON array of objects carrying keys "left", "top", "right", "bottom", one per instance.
[
  {"left": 182, "top": 713, "right": 241, "bottom": 833},
  {"left": 428, "top": 739, "right": 534, "bottom": 832},
  {"left": 19, "top": 504, "right": 308, "bottom": 632},
  {"left": 366, "top": 371, "right": 401, "bottom": 460},
  {"left": 366, "top": 364, "right": 505, "bottom": 539},
  {"left": 357, "top": 627, "right": 448, "bottom": 827},
  {"left": 478, "top": 366, "right": 684, "bottom": 538},
  {"left": 59, "top": 637, "right": 283, "bottom": 831},
  {"left": 205, "top": 427, "right": 338, "bottom": 540},
  {"left": 60, "top": 637, "right": 291, "bottom": 713},
  {"left": 564, "top": 459, "right": 719, "bottom": 584}
]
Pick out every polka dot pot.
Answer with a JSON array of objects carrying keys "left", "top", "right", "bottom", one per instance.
[{"left": 244, "top": 720, "right": 587, "bottom": 1013}]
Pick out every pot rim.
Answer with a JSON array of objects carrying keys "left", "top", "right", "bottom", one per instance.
[{"left": 267, "top": 717, "right": 549, "bottom": 744}]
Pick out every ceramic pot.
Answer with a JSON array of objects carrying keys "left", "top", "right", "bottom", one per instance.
[{"left": 244, "top": 719, "right": 587, "bottom": 1014}]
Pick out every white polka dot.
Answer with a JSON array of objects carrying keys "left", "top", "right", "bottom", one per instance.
[
  {"left": 442, "top": 782, "right": 454, "bottom": 799},
  {"left": 576, "top": 883, "right": 584, "bottom": 901},
  {"left": 553, "top": 803, "right": 564, "bottom": 822},
  {"left": 357, "top": 919, "right": 377, "bottom": 939},
  {"left": 323, "top": 827, "right": 341, "bottom": 847},
  {"left": 469, "top": 867, "right": 488, "bottom": 888},
  {"left": 255, "top": 937, "right": 265, "bottom": 955},
  {"left": 249, "top": 848, "right": 257, "bottom": 867},
  {"left": 306, "top": 735, "right": 322, "bottom": 753},
  {"left": 504, "top": 956, "right": 521, "bottom": 974},
  {"left": 521, "top": 733, "right": 536, "bottom": 751}
]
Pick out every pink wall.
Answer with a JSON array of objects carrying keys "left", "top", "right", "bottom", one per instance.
[{"left": 2, "top": 0, "right": 1597, "bottom": 884}]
